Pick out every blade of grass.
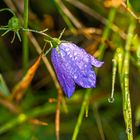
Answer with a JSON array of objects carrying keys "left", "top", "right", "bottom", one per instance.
[
  {"left": 0, "top": 74, "right": 10, "bottom": 96},
  {"left": 121, "top": 20, "right": 135, "bottom": 140},
  {"left": 72, "top": 89, "right": 91, "bottom": 140}
]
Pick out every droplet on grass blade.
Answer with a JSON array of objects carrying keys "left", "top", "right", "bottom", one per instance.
[
  {"left": 126, "top": 128, "right": 132, "bottom": 134},
  {"left": 108, "top": 97, "right": 115, "bottom": 103}
]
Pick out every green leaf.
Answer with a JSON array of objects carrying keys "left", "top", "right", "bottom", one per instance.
[{"left": 0, "top": 74, "right": 10, "bottom": 96}]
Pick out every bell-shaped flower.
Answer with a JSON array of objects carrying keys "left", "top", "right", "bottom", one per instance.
[{"left": 51, "top": 42, "right": 104, "bottom": 98}]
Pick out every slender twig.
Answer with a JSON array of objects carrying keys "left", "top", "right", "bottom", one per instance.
[
  {"left": 121, "top": 2, "right": 140, "bottom": 23},
  {"left": 55, "top": 0, "right": 83, "bottom": 29},
  {"left": 54, "top": 0, "right": 77, "bottom": 34},
  {"left": 55, "top": 89, "right": 62, "bottom": 140},
  {"left": 23, "top": 0, "right": 29, "bottom": 71},
  {"left": 93, "top": 104, "right": 105, "bottom": 140},
  {"left": 0, "top": 97, "right": 20, "bottom": 114}
]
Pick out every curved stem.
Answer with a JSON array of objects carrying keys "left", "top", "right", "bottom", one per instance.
[
  {"left": 21, "top": 28, "right": 54, "bottom": 41},
  {"left": 0, "top": 8, "right": 15, "bottom": 16}
]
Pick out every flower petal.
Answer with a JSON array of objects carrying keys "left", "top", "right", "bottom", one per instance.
[
  {"left": 89, "top": 55, "right": 104, "bottom": 67},
  {"left": 51, "top": 48, "right": 75, "bottom": 98},
  {"left": 59, "top": 43, "right": 96, "bottom": 88},
  {"left": 74, "top": 70, "right": 96, "bottom": 88}
]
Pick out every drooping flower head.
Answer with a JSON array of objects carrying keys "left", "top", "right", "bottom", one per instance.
[{"left": 51, "top": 42, "right": 104, "bottom": 98}]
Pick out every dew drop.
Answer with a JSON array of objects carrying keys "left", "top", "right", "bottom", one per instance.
[
  {"left": 79, "top": 81, "right": 83, "bottom": 85},
  {"left": 83, "top": 57, "right": 88, "bottom": 63},
  {"left": 65, "top": 48, "right": 69, "bottom": 51},
  {"left": 69, "top": 55, "right": 72, "bottom": 58},
  {"left": 74, "top": 52, "right": 77, "bottom": 56},
  {"left": 108, "top": 97, "right": 114, "bottom": 103},
  {"left": 67, "top": 51, "right": 70, "bottom": 55},
  {"left": 126, "top": 128, "right": 132, "bottom": 134},
  {"left": 60, "top": 51, "right": 66, "bottom": 57},
  {"left": 74, "top": 75, "right": 78, "bottom": 79},
  {"left": 75, "top": 57, "right": 78, "bottom": 60}
]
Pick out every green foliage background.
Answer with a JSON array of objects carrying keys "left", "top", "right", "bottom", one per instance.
[{"left": 0, "top": 0, "right": 140, "bottom": 140}]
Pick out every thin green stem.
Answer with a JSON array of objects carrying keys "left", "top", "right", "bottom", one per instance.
[
  {"left": 21, "top": 28, "right": 54, "bottom": 41},
  {"left": 108, "top": 57, "right": 117, "bottom": 103},
  {"left": 98, "top": 8, "right": 116, "bottom": 60},
  {"left": 23, "top": 0, "right": 29, "bottom": 72},
  {"left": 93, "top": 104, "right": 105, "bottom": 140},
  {"left": 0, "top": 8, "right": 15, "bottom": 16},
  {"left": 72, "top": 89, "right": 91, "bottom": 140}
]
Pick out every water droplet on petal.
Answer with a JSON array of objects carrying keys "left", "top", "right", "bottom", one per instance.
[
  {"left": 78, "top": 63, "right": 83, "bottom": 69},
  {"left": 60, "top": 51, "right": 66, "bottom": 57},
  {"left": 75, "top": 57, "right": 78, "bottom": 60},
  {"left": 84, "top": 64, "right": 87, "bottom": 68},
  {"left": 69, "top": 55, "right": 72, "bottom": 58},
  {"left": 67, "top": 51, "right": 70, "bottom": 55},
  {"left": 80, "top": 81, "right": 83, "bottom": 85},
  {"left": 88, "top": 78, "right": 93, "bottom": 83},
  {"left": 83, "top": 57, "right": 89, "bottom": 63},
  {"left": 65, "top": 48, "right": 69, "bottom": 51},
  {"left": 74, "top": 52, "right": 77, "bottom": 56},
  {"left": 108, "top": 97, "right": 114, "bottom": 103},
  {"left": 74, "top": 74, "right": 78, "bottom": 79}
]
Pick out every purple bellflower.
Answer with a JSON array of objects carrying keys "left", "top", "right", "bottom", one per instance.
[{"left": 51, "top": 42, "right": 104, "bottom": 98}]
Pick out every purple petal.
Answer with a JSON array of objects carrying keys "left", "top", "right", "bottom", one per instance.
[
  {"left": 59, "top": 42, "right": 96, "bottom": 88},
  {"left": 51, "top": 48, "right": 75, "bottom": 98},
  {"left": 74, "top": 70, "right": 96, "bottom": 88},
  {"left": 89, "top": 55, "right": 104, "bottom": 67}
]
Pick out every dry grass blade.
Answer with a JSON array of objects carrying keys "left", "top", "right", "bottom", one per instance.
[
  {"left": 29, "top": 119, "right": 48, "bottom": 126},
  {"left": 0, "top": 96, "right": 20, "bottom": 113},
  {"left": 55, "top": 89, "right": 62, "bottom": 140},
  {"left": 104, "top": 0, "right": 122, "bottom": 8},
  {"left": 56, "top": 0, "right": 83, "bottom": 29},
  {"left": 11, "top": 54, "right": 42, "bottom": 101}
]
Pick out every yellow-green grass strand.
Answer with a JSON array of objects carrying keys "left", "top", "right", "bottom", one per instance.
[{"left": 122, "top": 20, "right": 135, "bottom": 140}]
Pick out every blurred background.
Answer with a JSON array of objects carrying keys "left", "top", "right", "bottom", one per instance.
[{"left": 0, "top": 0, "right": 140, "bottom": 140}]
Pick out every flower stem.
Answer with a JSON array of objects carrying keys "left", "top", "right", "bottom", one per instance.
[
  {"left": 23, "top": 0, "right": 29, "bottom": 72},
  {"left": 21, "top": 28, "right": 54, "bottom": 42},
  {"left": 0, "top": 8, "right": 15, "bottom": 16},
  {"left": 72, "top": 89, "right": 91, "bottom": 140}
]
